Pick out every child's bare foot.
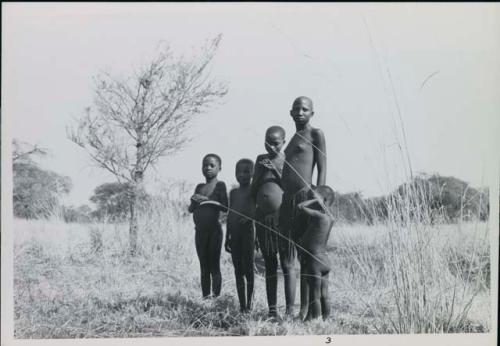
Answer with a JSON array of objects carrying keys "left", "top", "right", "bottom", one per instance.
[
  {"left": 267, "top": 310, "right": 281, "bottom": 323},
  {"left": 296, "top": 313, "right": 306, "bottom": 322},
  {"left": 283, "top": 309, "right": 295, "bottom": 322},
  {"left": 293, "top": 314, "right": 305, "bottom": 322}
]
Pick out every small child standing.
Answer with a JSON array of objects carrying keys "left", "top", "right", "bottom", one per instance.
[
  {"left": 225, "top": 159, "right": 256, "bottom": 313},
  {"left": 296, "top": 185, "right": 335, "bottom": 321},
  {"left": 188, "top": 154, "right": 228, "bottom": 299}
]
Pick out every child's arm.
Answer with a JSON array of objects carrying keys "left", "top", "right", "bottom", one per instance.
[
  {"left": 254, "top": 236, "right": 260, "bottom": 252},
  {"left": 313, "top": 129, "right": 327, "bottom": 186},
  {"left": 224, "top": 227, "right": 232, "bottom": 253},
  {"left": 217, "top": 182, "right": 229, "bottom": 212},
  {"left": 224, "top": 233, "right": 232, "bottom": 253},
  {"left": 250, "top": 155, "right": 264, "bottom": 200},
  {"left": 188, "top": 184, "right": 203, "bottom": 213},
  {"left": 224, "top": 190, "right": 233, "bottom": 253},
  {"left": 297, "top": 198, "right": 324, "bottom": 218},
  {"left": 224, "top": 190, "right": 234, "bottom": 253}
]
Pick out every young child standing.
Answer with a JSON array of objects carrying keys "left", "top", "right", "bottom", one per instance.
[
  {"left": 225, "top": 159, "right": 256, "bottom": 313},
  {"left": 280, "top": 96, "right": 327, "bottom": 318},
  {"left": 189, "top": 154, "right": 228, "bottom": 299},
  {"left": 296, "top": 185, "right": 335, "bottom": 321},
  {"left": 250, "top": 126, "right": 286, "bottom": 318}
]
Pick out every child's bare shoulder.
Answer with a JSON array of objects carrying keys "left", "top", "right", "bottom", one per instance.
[
  {"left": 230, "top": 186, "right": 243, "bottom": 197},
  {"left": 256, "top": 153, "right": 269, "bottom": 162},
  {"left": 231, "top": 187, "right": 252, "bottom": 202},
  {"left": 311, "top": 127, "right": 325, "bottom": 139}
]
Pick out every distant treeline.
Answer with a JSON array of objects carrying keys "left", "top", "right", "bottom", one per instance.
[
  {"left": 12, "top": 139, "right": 489, "bottom": 224},
  {"left": 332, "top": 174, "right": 489, "bottom": 224}
]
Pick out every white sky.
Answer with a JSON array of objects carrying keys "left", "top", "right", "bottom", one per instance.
[{"left": 3, "top": 3, "right": 500, "bottom": 206}]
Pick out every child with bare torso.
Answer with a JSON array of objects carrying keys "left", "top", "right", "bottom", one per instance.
[
  {"left": 225, "top": 159, "right": 256, "bottom": 313},
  {"left": 280, "top": 96, "right": 327, "bottom": 318},
  {"left": 296, "top": 186, "right": 335, "bottom": 321},
  {"left": 250, "top": 126, "right": 286, "bottom": 318},
  {"left": 188, "top": 154, "right": 228, "bottom": 299}
]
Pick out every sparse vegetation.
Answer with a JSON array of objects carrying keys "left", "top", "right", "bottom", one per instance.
[{"left": 13, "top": 182, "right": 491, "bottom": 337}]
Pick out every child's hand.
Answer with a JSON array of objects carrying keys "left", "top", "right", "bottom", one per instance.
[
  {"left": 238, "top": 217, "right": 251, "bottom": 225},
  {"left": 224, "top": 239, "right": 232, "bottom": 253},
  {"left": 259, "top": 158, "right": 274, "bottom": 170},
  {"left": 264, "top": 214, "right": 276, "bottom": 229},
  {"left": 191, "top": 194, "right": 208, "bottom": 203}
]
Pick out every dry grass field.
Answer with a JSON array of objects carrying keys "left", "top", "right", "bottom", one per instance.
[{"left": 13, "top": 195, "right": 491, "bottom": 338}]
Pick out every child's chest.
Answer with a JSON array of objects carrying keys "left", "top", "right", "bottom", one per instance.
[
  {"left": 231, "top": 188, "right": 251, "bottom": 204},
  {"left": 230, "top": 188, "right": 254, "bottom": 213},
  {"left": 199, "top": 182, "right": 218, "bottom": 198},
  {"left": 285, "top": 133, "right": 313, "bottom": 157}
]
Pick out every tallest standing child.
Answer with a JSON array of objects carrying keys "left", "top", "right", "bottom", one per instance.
[{"left": 279, "top": 96, "right": 327, "bottom": 318}]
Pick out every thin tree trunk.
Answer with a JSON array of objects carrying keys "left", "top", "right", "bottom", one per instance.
[
  {"left": 129, "top": 195, "right": 138, "bottom": 255},
  {"left": 129, "top": 170, "right": 144, "bottom": 255}
]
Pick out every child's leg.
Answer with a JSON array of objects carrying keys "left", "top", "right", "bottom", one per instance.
[
  {"left": 262, "top": 251, "right": 278, "bottom": 315},
  {"left": 208, "top": 225, "right": 223, "bottom": 296},
  {"left": 299, "top": 256, "right": 309, "bottom": 320},
  {"left": 279, "top": 198, "right": 297, "bottom": 316},
  {"left": 243, "top": 227, "right": 255, "bottom": 311},
  {"left": 305, "top": 264, "right": 321, "bottom": 321},
  {"left": 195, "top": 228, "right": 211, "bottom": 298},
  {"left": 321, "top": 272, "right": 330, "bottom": 320},
  {"left": 294, "top": 191, "right": 311, "bottom": 319},
  {"left": 256, "top": 210, "right": 279, "bottom": 315},
  {"left": 231, "top": 234, "right": 246, "bottom": 311},
  {"left": 279, "top": 244, "right": 297, "bottom": 316}
]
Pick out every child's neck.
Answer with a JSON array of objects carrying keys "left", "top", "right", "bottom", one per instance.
[
  {"left": 205, "top": 176, "right": 217, "bottom": 184},
  {"left": 295, "top": 122, "right": 311, "bottom": 132},
  {"left": 239, "top": 183, "right": 250, "bottom": 188}
]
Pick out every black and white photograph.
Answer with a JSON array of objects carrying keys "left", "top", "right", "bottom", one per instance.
[{"left": 1, "top": 3, "right": 499, "bottom": 345}]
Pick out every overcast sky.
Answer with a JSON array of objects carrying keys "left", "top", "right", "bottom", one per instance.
[{"left": 3, "top": 3, "right": 500, "bottom": 206}]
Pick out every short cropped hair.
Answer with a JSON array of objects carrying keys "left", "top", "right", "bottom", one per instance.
[
  {"left": 203, "top": 153, "right": 222, "bottom": 167},
  {"left": 265, "top": 126, "right": 286, "bottom": 139},
  {"left": 292, "top": 96, "right": 314, "bottom": 109},
  {"left": 236, "top": 158, "right": 254, "bottom": 169},
  {"left": 315, "top": 185, "right": 335, "bottom": 206}
]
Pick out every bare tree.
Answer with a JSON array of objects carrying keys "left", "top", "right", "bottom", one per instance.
[{"left": 68, "top": 35, "right": 228, "bottom": 254}]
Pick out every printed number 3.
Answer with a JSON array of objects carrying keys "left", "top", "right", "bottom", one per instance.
[{"left": 325, "top": 337, "right": 332, "bottom": 344}]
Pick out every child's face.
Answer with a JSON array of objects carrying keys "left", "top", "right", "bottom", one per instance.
[
  {"left": 265, "top": 131, "right": 285, "bottom": 157},
  {"left": 202, "top": 157, "right": 220, "bottom": 179},
  {"left": 235, "top": 163, "right": 253, "bottom": 186},
  {"left": 290, "top": 98, "right": 314, "bottom": 125}
]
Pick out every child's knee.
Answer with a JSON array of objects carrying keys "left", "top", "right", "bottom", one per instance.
[
  {"left": 234, "top": 267, "right": 244, "bottom": 276},
  {"left": 265, "top": 256, "right": 278, "bottom": 271},
  {"left": 200, "top": 266, "right": 210, "bottom": 276},
  {"left": 281, "top": 261, "right": 294, "bottom": 273}
]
